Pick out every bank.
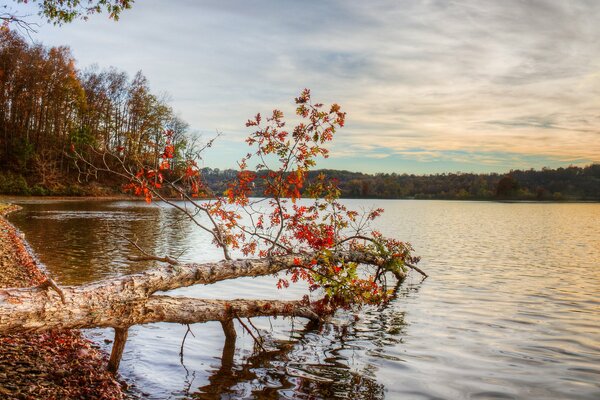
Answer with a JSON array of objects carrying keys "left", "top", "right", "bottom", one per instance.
[{"left": 0, "top": 203, "right": 125, "bottom": 400}]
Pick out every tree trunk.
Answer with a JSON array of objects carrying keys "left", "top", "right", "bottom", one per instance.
[
  {"left": 0, "top": 252, "right": 395, "bottom": 334},
  {"left": 0, "top": 252, "right": 407, "bottom": 374}
]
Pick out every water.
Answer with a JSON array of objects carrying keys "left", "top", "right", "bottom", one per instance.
[{"left": 6, "top": 199, "right": 600, "bottom": 399}]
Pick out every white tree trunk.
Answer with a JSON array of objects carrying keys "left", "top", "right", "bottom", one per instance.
[{"left": 0, "top": 252, "right": 400, "bottom": 333}]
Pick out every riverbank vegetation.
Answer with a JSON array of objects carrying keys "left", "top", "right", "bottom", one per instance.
[
  {"left": 199, "top": 164, "right": 600, "bottom": 201},
  {"left": 0, "top": 28, "right": 192, "bottom": 196}
]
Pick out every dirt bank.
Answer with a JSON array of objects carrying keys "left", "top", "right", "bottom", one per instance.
[{"left": 0, "top": 204, "right": 125, "bottom": 400}]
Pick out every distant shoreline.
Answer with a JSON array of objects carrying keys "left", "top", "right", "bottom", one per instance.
[
  {"left": 2, "top": 164, "right": 598, "bottom": 202},
  {"left": 1, "top": 195, "right": 598, "bottom": 203}
]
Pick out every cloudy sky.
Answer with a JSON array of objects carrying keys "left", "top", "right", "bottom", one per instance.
[{"left": 13, "top": 0, "right": 600, "bottom": 173}]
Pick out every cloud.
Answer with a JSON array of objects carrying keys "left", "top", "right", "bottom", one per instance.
[{"left": 25, "top": 0, "right": 600, "bottom": 172}]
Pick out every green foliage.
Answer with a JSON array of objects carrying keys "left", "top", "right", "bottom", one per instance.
[
  {"left": 0, "top": 172, "right": 112, "bottom": 196},
  {"left": 66, "top": 184, "right": 89, "bottom": 196},
  {"left": 30, "top": 185, "right": 49, "bottom": 196},
  {"left": 9, "top": 138, "right": 35, "bottom": 170},
  {"left": 16, "top": 0, "right": 134, "bottom": 24},
  {"left": 0, "top": 172, "right": 31, "bottom": 195},
  {"left": 69, "top": 127, "right": 96, "bottom": 147}
]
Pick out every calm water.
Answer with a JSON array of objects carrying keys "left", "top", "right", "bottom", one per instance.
[{"left": 6, "top": 199, "right": 600, "bottom": 399}]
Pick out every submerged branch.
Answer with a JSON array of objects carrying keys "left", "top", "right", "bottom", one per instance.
[{"left": 407, "top": 263, "right": 428, "bottom": 279}]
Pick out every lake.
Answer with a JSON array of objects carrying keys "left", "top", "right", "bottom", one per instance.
[{"left": 6, "top": 199, "right": 600, "bottom": 399}]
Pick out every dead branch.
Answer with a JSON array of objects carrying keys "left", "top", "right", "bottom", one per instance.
[
  {"left": 235, "top": 315, "right": 266, "bottom": 352},
  {"left": 179, "top": 324, "right": 196, "bottom": 362},
  {"left": 114, "top": 229, "right": 180, "bottom": 265},
  {"left": 407, "top": 263, "right": 428, "bottom": 279},
  {"left": 35, "top": 277, "right": 66, "bottom": 304},
  {"left": 127, "top": 255, "right": 180, "bottom": 265}
]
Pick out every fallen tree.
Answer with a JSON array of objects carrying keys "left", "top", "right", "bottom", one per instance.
[
  {"left": 0, "top": 246, "right": 421, "bottom": 372},
  {"left": 2, "top": 90, "right": 424, "bottom": 375},
  {"left": 0, "top": 251, "right": 408, "bottom": 333}
]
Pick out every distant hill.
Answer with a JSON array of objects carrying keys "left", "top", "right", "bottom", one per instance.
[{"left": 199, "top": 164, "right": 600, "bottom": 201}]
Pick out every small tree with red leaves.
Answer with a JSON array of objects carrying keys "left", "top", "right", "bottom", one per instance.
[{"left": 71, "top": 89, "right": 423, "bottom": 313}]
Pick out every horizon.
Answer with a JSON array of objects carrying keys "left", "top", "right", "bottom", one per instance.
[
  {"left": 199, "top": 163, "right": 598, "bottom": 177},
  {"left": 9, "top": 0, "right": 600, "bottom": 174}
]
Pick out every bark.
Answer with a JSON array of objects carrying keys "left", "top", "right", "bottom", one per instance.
[
  {"left": 221, "top": 319, "right": 237, "bottom": 341},
  {"left": 107, "top": 327, "right": 128, "bottom": 374},
  {"left": 0, "top": 252, "right": 393, "bottom": 334},
  {"left": 0, "top": 248, "right": 406, "bottom": 374}
]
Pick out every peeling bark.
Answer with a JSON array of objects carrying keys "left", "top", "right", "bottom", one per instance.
[
  {"left": 0, "top": 240, "right": 406, "bottom": 374},
  {"left": 0, "top": 252, "right": 397, "bottom": 334}
]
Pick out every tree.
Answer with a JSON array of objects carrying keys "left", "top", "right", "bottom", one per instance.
[
  {"left": 0, "top": 30, "right": 193, "bottom": 195},
  {"left": 2, "top": 0, "right": 133, "bottom": 32},
  {"left": 0, "top": 90, "right": 424, "bottom": 375},
  {"left": 496, "top": 175, "right": 519, "bottom": 198}
]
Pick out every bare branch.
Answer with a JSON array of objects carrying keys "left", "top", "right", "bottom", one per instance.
[
  {"left": 407, "top": 263, "right": 428, "bottom": 279},
  {"left": 179, "top": 324, "right": 196, "bottom": 363},
  {"left": 114, "top": 231, "right": 180, "bottom": 266},
  {"left": 235, "top": 315, "right": 266, "bottom": 352},
  {"left": 35, "top": 277, "right": 66, "bottom": 304},
  {"left": 1, "top": 11, "right": 39, "bottom": 37}
]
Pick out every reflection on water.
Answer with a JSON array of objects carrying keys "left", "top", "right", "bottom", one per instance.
[
  {"left": 192, "top": 318, "right": 387, "bottom": 400},
  {"left": 7, "top": 199, "right": 600, "bottom": 399},
  {"left": 8, "top": 201, "right": 202, "bottom": 284}
]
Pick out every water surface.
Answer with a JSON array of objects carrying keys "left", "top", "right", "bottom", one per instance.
[{"left": 7, "top": 199, "right": 600, "bottom": 399}]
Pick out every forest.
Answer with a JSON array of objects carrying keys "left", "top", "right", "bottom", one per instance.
[
  {"left": 182, "top": 165, "right": 600, "bottom": 201},
  {"left": 1, "top": 29, "right": 598, "bottom": 201},
  {"left": 0, "top": 28, "right": 190, "bottom": 196}
]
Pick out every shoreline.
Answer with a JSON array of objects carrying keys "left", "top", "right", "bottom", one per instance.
[
  {"left": 1, "top": 194, "right": 598, "bottom": 204},
  {"left": 0, "top": 204, "right": 126, "bottom": 399}
]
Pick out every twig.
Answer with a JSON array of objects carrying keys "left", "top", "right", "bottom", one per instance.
[
  {"left": 127, "top": 255, "right": 180, "bottom": 265},
  {"left": 234, "top": 315, "right": 266, "bottom": 352},
  {"left": 407, "top": 263, "right": 428, "bottom": 279},
  {"left": 246, "top": 318, "right": 264, "bottom": 343},
  {"left": 179, "top": 324, "right": 196, "bottom": 363},
  {"left": 114, "top": 231, "right": 180, "bottom": 265},
  {"left": 37, "top": 277, "right": 66, "bottom": 304}
]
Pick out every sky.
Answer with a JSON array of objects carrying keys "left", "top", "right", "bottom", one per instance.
[{"left": 8, "top": 0, "right": 600, "bottom": 174}]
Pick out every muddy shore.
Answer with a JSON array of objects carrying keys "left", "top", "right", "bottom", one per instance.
[{"left": 0, "top": 204, "right": 126, "bottom": 400}]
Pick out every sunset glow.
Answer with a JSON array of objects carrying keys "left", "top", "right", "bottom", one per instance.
[{"left": 12, "top": 0, "right": 600, "bottom": 172}]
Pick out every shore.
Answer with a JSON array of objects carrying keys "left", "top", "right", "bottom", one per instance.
[
  {"left": 1, "top": 194, "right": 597, "bottom": 204},
  {"left": 0, "top": 204, "right": 125, "bottom": 400}
]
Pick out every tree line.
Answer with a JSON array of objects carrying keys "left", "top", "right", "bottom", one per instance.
[
  {"left": 0, "top": 28, "right": 191, "bottom": 195},
  {"left": 198, "top": 164, "right": 600, "bottom": 201}
]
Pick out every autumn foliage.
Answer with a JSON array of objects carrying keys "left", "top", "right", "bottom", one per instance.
[{"left": 75, "top": 89, "right": 421, "bottom": 312}]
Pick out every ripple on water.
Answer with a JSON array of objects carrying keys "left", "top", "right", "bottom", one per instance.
[{"left": 7, "top": 199, "right": 600, "bottom": 399}]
